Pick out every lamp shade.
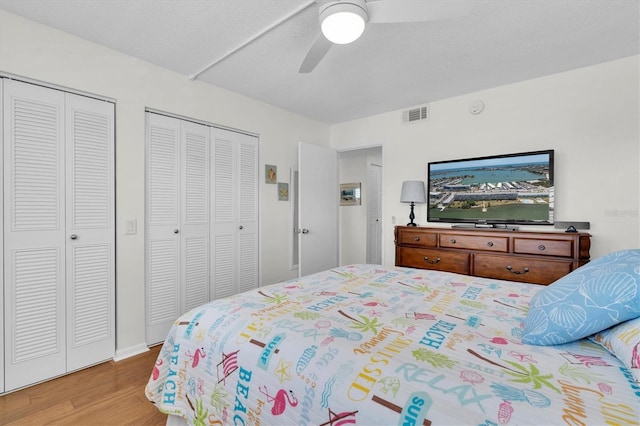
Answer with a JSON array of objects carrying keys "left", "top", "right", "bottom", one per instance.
[
  {"left": 320, "top": 1, "right": 368, "bottom": 44},
  {"left": 400, "top": 180, "right": 426, "bottom": 203}
]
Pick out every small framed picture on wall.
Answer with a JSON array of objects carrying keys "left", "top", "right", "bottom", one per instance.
[
  {"left": 340, "top": 182, "right": 361, "bottom": 206},
  {"left": 265, "top": 164, "right": 277, "bottom": 184},
  {"left": 278, "top": 182, "right": 289, "bottom": 201}
]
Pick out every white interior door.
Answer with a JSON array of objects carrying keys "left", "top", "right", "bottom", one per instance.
[
  {"left": 367, "top": 163, "right": 383, "bottom": 264},
  {"left": 211, "top": 128, "right": 259, "bottom": 299},
  {"left": 146, "top": 113, "right": 181, "bottom": 344},
  {"left": 65, "top": 92, "right": 115, "bottom": 371},
  {"left": 298, "top": 142, "right": 338, "bottom": 277},
  {"left": 3, "top": 80, "right": 66, "bottom": 391},
  {"left": 3, "top": 79, "right": 115, "bottom": 390},
  {"left": 180, "top": 121, "right": 210, "bottom": 312},
  {"left": 211, "top": 130, "right": 236, "bottom": 299},
  {"left": 237, "top": 135, "right": 259, "bottom": 293}
]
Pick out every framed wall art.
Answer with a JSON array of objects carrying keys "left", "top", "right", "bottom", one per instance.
[
  {"left": 265, "top": 164, "right": 277, "bottom": 184},
  {"left": 340, "top": 182, "right": 361, "bottom": 206},
  {"left": 278, "top": 182, "right": 289, "bottom": 201}
]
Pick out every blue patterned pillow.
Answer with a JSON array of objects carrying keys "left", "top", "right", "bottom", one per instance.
[{"left": 522, "top": 249, "right": 640, "bottom": 346}]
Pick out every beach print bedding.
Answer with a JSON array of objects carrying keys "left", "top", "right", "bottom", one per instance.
[{"left": 146, "top": 264, "right": 640, "bottom": 425}]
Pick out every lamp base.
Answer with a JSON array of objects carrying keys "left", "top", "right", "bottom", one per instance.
[{"left": 406, "top": 202, "right": 417, "bottom": 226}]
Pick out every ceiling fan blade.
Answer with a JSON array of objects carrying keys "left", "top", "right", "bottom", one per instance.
[
  {"left": 299, "top": 33, "right": 333, "bottom": 73},
  {"left": 367, "top": 0, "right": 473, "bottom": 24}
]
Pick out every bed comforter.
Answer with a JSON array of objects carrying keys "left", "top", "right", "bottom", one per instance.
[{"left": 146, "top": 264, "right": 639, "bottom": 425}]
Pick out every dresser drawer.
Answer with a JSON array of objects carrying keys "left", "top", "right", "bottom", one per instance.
[
  {"left": 439, "top": 233, "right": 508, "bottom": 253},
  {"left": 397, "top": 246, "right": 470, "bottom": 274},
  {"left": 513, "top": 238, "right": 573, "bottom": 257},
  {"left": 396, "top": 228, "right": 437, "bottom": 248},
  {"left": 473, "top": 253, "right": 573, "bottom": 285}
]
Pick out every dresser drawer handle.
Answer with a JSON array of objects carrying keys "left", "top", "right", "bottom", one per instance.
[
  {"left": 414, "top": 237, "right": 420, "bottom": 241},
  {"left": 487, "top": 242, "right": 494, "bottom": 247},
  {"left": 450, "top": 239, "right": 456, "bottom": 244},
  {"left": 538, "top": 244, "right": 546, "bottom": 251},
  {"left": 423, "top": 256, "right": 441, "bottom": 265},
  {"left": 506, "top": 266, "right": 530, "bottom": 275}
]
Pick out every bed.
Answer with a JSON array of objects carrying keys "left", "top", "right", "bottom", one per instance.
[{"left": 146, "top": 250, "right": 640, "bottom": 425}]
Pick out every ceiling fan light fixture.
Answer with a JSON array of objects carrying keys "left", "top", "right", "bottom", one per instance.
[{"left": 320, "top": 1, "right": 368, "bottom": 44}]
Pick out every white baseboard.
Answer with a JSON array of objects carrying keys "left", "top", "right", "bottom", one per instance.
[{"left": 113, "top": 343, "right": 150, "bottom": 362}]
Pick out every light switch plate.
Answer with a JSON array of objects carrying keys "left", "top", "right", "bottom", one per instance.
[{"left": 125, "top": 218, "right": 137, "bottom": 235}]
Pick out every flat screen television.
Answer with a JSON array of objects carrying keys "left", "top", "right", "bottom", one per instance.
[{"left": 427, "top": 149, "right": 554, "bottom": 227}]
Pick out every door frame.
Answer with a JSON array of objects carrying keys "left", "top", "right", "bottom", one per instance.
[{"left": 337, "top": 145, "right": 384, "bottom": 265}]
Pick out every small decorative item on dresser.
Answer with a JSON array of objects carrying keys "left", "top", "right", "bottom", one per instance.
[{"left": 400, "top": 180, "right": 426, "bottom": 226}]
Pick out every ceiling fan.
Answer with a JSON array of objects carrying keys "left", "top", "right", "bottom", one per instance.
[{"left": 299, "top": 0, "right": 473, "bottom": 73}]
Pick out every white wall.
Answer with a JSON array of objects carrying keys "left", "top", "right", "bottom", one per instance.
[
  {"left": 0, "top": 10, "right": 330, "bottom": 353},
  {"left": 331, "top": 56, "right": 640, "bottom": 263}
]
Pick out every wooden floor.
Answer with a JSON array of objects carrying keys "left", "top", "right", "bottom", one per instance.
[{"left": 0, "top": 345, "right": 168, "bottom": 425}]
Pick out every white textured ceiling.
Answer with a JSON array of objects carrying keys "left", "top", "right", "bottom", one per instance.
[{"left": 1, "top": 0, "right": 638, "bottom": 124}]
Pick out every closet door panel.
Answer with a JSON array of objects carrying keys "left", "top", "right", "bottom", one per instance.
[
  {"left": 211, "top": 129, "right": 259, "bottom": 298},
  {"left": 238, "top": 232, "right": 258, "bottom": 293},
  {"left": 146, "top": 114, "right": 180, "bottom": 343},
  {"left": 184, "top": 236, "right": 209, "bottom": 311},
  {"left": 212, "top": 135, "right": 234, "bottom": 223},
  {"left": 148, "top": 239, "right": 180, "bottom": 324},
  {"left": 238, "top": 136, "right": 258, "bottom": 293},
  {"left": 65, "top": 93, "right": 115, "bottom": 371},
  {"left": 212, "top": 233, "right": 235, "bottom": 299},
  {"left": 211, "top": 131, "right": 237, "bottom": 298},
  {"left": 3, "top": 80, "right": 66, "bottom": 391},
  {"left": 181, "top": 121, "right": 209, "bottom": 312}
]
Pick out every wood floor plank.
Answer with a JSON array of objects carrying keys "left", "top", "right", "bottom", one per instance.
[
  {"left": 0, "top": 345, "right": 168, "bottom": 426},
  {"left": 4, "top": 401, "right": 76, "bottom": 426}
]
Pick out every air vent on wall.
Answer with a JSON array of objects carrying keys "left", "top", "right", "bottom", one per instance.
[{"left": 403, "top": 105, "right": 429, "bottom": 123}]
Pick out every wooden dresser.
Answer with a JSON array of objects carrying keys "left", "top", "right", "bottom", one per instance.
[{"left": 395, "top": 226, "right": 591, "bottom": 285}]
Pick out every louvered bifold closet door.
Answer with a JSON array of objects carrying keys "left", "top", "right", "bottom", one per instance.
[
  {"left": 237, "top": 133, "right": 258, "bottom": 293},
  {"left": 65, "top": 93, "right": 115, "bottom": 372},
  {"left": 180, "top": 121, "right": 209, "bottom": 312},
  {"left": 211, "top": 130, "right": 236, "bottom": 299},
  {"left": 146, "top": 113, "right": 181, "bottom": 344},
  {"left": 3, "top": 80, "right": 66, "bottom": 391},
  {"left": 211, "top": 128, "right": 258, "bottom": 300}
]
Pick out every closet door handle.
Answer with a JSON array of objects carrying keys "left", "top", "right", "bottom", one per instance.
[
  {"left": 173, "top": 229, "right": 179, "bottom": 234},
  {"left": 70, "top": 234, "right": 78, "bottom": 240},
  {"left": 239, "top": 225, "right": 244, "bottom": 230},
  {"left": 302, "top": 229, "right": 310, "bottom": 234}
]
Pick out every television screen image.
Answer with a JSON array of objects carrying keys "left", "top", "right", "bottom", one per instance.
[{"left": 427, "top": 150, "right": 554, "bottom": 226}]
